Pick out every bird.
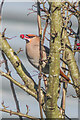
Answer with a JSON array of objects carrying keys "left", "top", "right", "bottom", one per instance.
[{"left": 20, "top": 34, "right": 70, "bottom": 82}]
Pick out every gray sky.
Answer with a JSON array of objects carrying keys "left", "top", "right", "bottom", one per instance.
[{"left": 0, "top": 1, "right": 79, "bottom": 119}]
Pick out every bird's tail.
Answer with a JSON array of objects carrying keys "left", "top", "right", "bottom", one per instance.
[{"left": 60, "top": 69, "right": 71, "bottom": 83}]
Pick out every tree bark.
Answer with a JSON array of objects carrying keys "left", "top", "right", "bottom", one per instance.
[{"left": 45, "top": 1, "right": 63, "bottom": 118}]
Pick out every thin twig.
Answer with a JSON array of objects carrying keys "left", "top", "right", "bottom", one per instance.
[
  {"left": 42, "top": 18, "right": 48, "bottom": 45},
  {"left": 0, "top": 0, "right": 4, "bottom": 15},
  {"left": 58, "top": 106, "right": 71, "bottom": 120},
  {"left": 60, "top": 80, "right": 80, "bottom": 90},
  {"left": 0, "top": 0, "right": 4, "bottom": 26},
  {"left": 37, "top": 1, "right": 43, "bottom": 119},
  {"left": 1, "top": 32, "right": 23, "bottom": 120},
  {"left": 0, "top": 108, "right": 38, "bottom": 119},
  {"left": 61, "top": 5, "right": 68, "bottom": 115},
  {"left": 62, "top": 2, "right": 80, "bottom": 17},
  {"left": 0, "top": 70, "right": 37, "bottom": 99}
]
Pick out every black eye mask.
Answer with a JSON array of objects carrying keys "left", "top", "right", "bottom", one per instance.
[{"left": 26, "top": 34, "right": 35, "bottom": 38}]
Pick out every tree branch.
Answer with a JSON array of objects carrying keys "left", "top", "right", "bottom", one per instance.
[
  {"left": 0, "top": 70, "right": 37, "bottom": 99},
  {"left": 0, "top": 33, "right": 38, "bottom": 94},
  {"left": 45, "top": 1, "right": 63, "bottom": 118},
  {"left": 1, "top": 51, "right": 23, "bottom": 120},
  {"left": 63, "top": 30, "right": 80, "bottom": 97},
  {"left": 0, "top": 108, "right": 38, "bottom": 119},
  {"left": 37, "top": 1, "right": 43, "bottom": 118},
  {"left": 0, "top": 0, "right": 4, "bottom": 25}
]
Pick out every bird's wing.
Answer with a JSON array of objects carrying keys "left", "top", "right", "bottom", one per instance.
[{"left": 44, "top": 46, "right": 50, "bottom": 56}]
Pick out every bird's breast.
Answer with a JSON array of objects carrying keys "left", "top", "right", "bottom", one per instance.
[
  {"left": 26, "top": 42, "right": 47, "bottom": 69},
  {"left": 26, "top": 44, "right": 40, "bottom": 67}
]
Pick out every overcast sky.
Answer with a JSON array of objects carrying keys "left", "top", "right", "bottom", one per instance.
[{"left": 0, "top": 0, "right": 79, "bottom": 119}]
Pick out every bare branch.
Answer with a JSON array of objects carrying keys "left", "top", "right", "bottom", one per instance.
[
  {"left": 0, "top": 70, "right": 37, "bottom": 99},
  {"left": 0, "top": 107, "right": 38, "bottom": 119},
  {"left": 0, "top": 33, "right": 38, "bottom": 95},
  {"left": 2, "top": 50, "right": 23, "bottom": 120},
  {"left": 0, "top": 0, "right": 4, "bottom": 16},
  {"left": 37, "top": 1, "right": 43, "bottom": 118},
  {"left": 42, "top": 18, "right": 48, "bottom": 45}
]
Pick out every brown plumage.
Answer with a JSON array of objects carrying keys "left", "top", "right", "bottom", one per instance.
[{"left": 20, "top": 34, "right": 70, "bottom": 82}]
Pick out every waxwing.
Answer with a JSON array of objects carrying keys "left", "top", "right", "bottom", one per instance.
[{"left": 20, "top": 34, "right": 70, "bottom": 82}]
